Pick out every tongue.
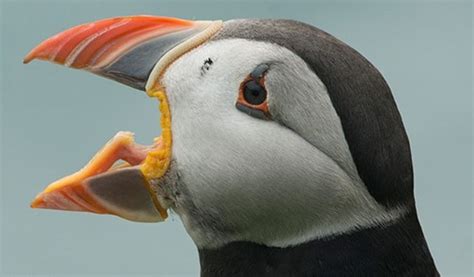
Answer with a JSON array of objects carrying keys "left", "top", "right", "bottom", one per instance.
[{"left": 31, "top": 131, "right": 167, "bottom": 222}]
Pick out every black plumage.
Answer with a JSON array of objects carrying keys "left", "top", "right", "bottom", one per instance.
[
  {"left": 199, "top": 211, "right": 437, "bottom": 277},
  {"left": 203, "top": 19, "right": 439, "bottom": 276}
]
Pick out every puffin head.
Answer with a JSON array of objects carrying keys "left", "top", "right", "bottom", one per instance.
[{"left": 25, "top": 16, "right": 413, "bottom": 249}]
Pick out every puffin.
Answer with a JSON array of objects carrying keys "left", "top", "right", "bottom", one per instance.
[{"left": 24, "top": 16, "right": 439, "bottom": 276}]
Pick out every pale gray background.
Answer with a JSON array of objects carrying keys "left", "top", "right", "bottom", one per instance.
[{"left": 1, "top": 0, "right": 472, "bottom": 276}]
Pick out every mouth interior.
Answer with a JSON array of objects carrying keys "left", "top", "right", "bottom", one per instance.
[
  {"left": 84, "top": 131, "right": 162, "bottom": 178},
  {"left": 31, "top": 90, "right": 172, "bottom": 220},
  {"left": 86, "top": 89, "right": 173, "bottom": 182},
  {"left": 33, "top": 131, "right": 162, "bottom": 199},
  {"left": 140, "top": 89, "right": 172, "bottom": 180},
  {"left": 36, "top": 88, "right": 172, "bottom": 192}
]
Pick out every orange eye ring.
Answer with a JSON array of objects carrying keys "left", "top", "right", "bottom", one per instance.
[{"left": 236, "top": 64, "right": 271, "bottom": 120}]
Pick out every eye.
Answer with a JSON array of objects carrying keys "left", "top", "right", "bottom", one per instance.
[
  {"left": 242, "top": 79, "right": 266, "bottom": 105},
  {"left": 236, "top": 64, "right": 271, "bottom": 119}
]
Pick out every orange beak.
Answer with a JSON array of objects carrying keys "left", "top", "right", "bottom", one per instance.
[
  {"left": 30, "top": 132, "right": 167, "bottom": 222},
  {"left": 24, "top": 15, "right": 221, "bottom": 91},
  {"left": 25, "top": 15, "right": 223, "bottom": 222}
]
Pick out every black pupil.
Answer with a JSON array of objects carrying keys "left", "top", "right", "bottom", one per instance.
[{"left": 243, "top": 80, "right": 266, "bottom": 105}]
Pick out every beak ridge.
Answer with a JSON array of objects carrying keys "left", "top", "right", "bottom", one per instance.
[{"left": 24, "top": 15, "right": 222, "bottom": 91}]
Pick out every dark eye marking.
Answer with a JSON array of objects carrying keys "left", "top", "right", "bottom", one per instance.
[
  {"left": 200, "top": 57, "right": 214, "bottom": 76},
  {"left": 250, "top": 63, "right": 269, "bottom": 79}
]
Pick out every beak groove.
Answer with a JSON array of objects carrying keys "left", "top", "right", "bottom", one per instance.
[{"left": 24, "top": 15, "right": 222, "bottom": 91}]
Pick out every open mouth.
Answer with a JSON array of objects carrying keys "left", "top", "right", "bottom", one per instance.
[
  {"left": 25, "top": 15, "right": 222, "bottom": 222},
  {"left": 30, "top": 132, "right": 168, "bottom": 220},
  {"left": 30, "top": 89, "right": 173, "bottom": 223},
  {"left": 29, "top": 87, "right": 173, "bottom": 223}
]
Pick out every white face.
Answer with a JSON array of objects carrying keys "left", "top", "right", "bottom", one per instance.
[{"left": 161, "top": 38, "right": 404, "bottom": 248}]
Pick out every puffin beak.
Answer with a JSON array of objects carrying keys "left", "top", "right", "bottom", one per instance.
[
  {"left": 25, "top": 15, "right": 222, "bottom": 222},
  {"left": 30, "top": 132, "right": 167, "bottom": 222}
]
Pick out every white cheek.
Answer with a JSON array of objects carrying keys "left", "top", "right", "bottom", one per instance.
[
  {"left": 160, "top": 39, "right": 405, "bottom": 248},
  {"left": 170, "top": 109, "right": 392, "bottom": 248}
]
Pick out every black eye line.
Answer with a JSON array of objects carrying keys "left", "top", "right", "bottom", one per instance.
[
  {"left": 250, "top": 63, "right": 270, "bottom": 81},
  {"left": 236, "top": 102, "right": 269, "bottom": 120}
]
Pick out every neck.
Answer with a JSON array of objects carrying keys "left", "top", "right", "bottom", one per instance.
[{"left": 198, "top": 209, "right": 438, "bottom": 277}]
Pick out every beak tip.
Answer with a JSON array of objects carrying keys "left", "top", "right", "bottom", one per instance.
[
  {"left": 23, "top": 48, "right": 40, "bottom": 64},
  {"left": 23, "top": 52, "right": 36, "bottom": 64},
  {"left": 30, "top": 195, "right": 44, "bottom": 209}
]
